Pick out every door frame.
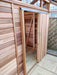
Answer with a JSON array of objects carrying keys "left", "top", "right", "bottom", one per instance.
[
  {"left": 20, "top": 9, "right": 26, "bottom": 75},
  {"left": 20, "top": 9, "right": 40, "bottom": 75}
]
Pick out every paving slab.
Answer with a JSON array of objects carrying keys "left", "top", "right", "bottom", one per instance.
[
  {"left": 38, "top": 54, "right": 57, "bottom": 74},
  {"left": 28, "top": 66, "right": 55, "bottom": 75},
  {"left": 28, "top": 54, "right": 57, "bottom": 75}
]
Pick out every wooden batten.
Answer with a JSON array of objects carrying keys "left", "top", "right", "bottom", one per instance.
[
  {"left": 40, "top": 0, "right": 43, "bottom": 7},
  {"left": 30, "top": 0, "right": 38, "bottom": 4},
  {"left": 44, "top": 14, "right": 49, "bottom": 55},
  {"left": 46, "top": 3, "right": 50, "bottom": 12},
  {"left": 12, "top": 3, "right": 20, "bottom": 75},
  {"left": 1, "top": 0, "right": 48, "bottom": 12},
  {"left": 37, "top": 13, "right": 41, "bottom": 62},
  {"left": 20, "top": 9, "right": 26, "bottom": 75},
  {"left": 33, "top": 13, "right": 35, "bottom": 50},
  {"left": 49, "top": 10, "right": 57, "bottom": 13}
]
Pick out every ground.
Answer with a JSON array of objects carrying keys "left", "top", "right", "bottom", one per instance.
[
  {"left": 28, "top": 54, "right": 57, "bottom": 75},
  {"left": 26, "top": 47, "right": 37, "bottom": 72}
]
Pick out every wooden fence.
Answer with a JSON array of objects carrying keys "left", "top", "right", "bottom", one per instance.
[{"left": 48, "top": 17, "right": 57, "bottom": 50}]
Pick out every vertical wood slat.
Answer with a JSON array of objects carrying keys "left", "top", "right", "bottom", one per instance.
[
  {"left": 40, "top": 0, "right": 43, "bottom": 7},
  {"left": 12, "top": 4, "right": 20, "bottom": 75},
  {"left": 46, "top": 3, "right": 50, "bottom": 12},
  {"left": 45, "top": 14, "right": 49, "bottom": 54},
  {"left": 40, "top": 14, "right": 42, "bottom": 60},
  {"left": 37, "top": 13, "right": 41, "bottom": 62},
  {"left": 37, "top": 13, "right": 49, "bottom": 61},
  {"left": 27, "top": 18, "right": 33, "bottom": 44},
  {"left": 20, "top": 9, "right": 26, "bottom": 75},
  {"left": 33, "top": 13, "right": 35, "bottom": 50},
  {"left": 41, "top": 14, "right": 44, "bottom": 58}
]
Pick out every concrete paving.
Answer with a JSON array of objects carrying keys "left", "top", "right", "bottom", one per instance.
[
  {"left": 28, "top": 54, "right": 57, "bottom": 75},
  {"left": 26, "top": 47, "right": 37, "bottom": 72}
]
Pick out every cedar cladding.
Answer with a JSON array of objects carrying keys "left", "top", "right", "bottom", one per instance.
[{"left": 0, "top": 1, "right": 23, "bottom": 75}]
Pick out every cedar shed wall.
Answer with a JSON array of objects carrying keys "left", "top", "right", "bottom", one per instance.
[
  {"left": 0, "top": 1, "right": 24, "bottom": 75},
  {"left": 0, "top": 1, "right": 49, "bottom": 75}
]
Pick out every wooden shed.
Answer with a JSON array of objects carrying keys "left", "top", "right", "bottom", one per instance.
[{"left": 0, "top": 0, "right": 56, "bottom": 75}]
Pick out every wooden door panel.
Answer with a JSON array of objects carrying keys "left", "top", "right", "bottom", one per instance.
[{"left": 37, "top": 13, "right": 49, "bottom": 62}]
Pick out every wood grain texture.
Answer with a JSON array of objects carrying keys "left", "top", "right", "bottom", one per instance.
[
  {"left": 20, "top": 10, "right": 26, "bottom": 75},
  {"left": 12, "top": 4, "right": 20, "bottom": 75},
  {"left": 0, "top": 23, "right": 13, "bottom": 29},
  {"left": 0, "top": 0, "right": 48, "bottom": 12},
  {"left": 0, "top": 36, "right": 14, "bottom": 44},
  {"left": 0, "top": 19, "right": 12, "bottom": 24},
  {"left": 0, "top": 58, "right": 17, "bottom": 75},
  {"left": 0, "top": 32, "right": 14, "bottom": 40},
  {"left": 33, "top": 13, "right": 35, "bottom": 50},
  {"left": 0, "top": 40, "right": 14, "bottom": 50},
  {"left": 37, "top": 13, "right": 49, "bottom": 61},
  {"left": 25, "top": 12, "right": 33, "bottom": 47},
  {"left": 0, "top": 1, "right": 11, "bottom": 8},
  {"left": 0, "top": 28, "right": 13, "bottom": 35},
  {"left": 0, "top": 2, "right": 18, "bottom": 75},
  {"left": 0, "top": 7, "right": 11, "bottom": 13},
  {"left": 0, "top": 13, "right": 12, "bottom": 19},
  {"left": 0, "top": 1, "right": 49, "bottom": 75},
  {"left": 14, "top": 4, "right": 24, "bottom": 75},
  {"left": 37, "top": 13, "right": 41, "bottom": 62}
]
